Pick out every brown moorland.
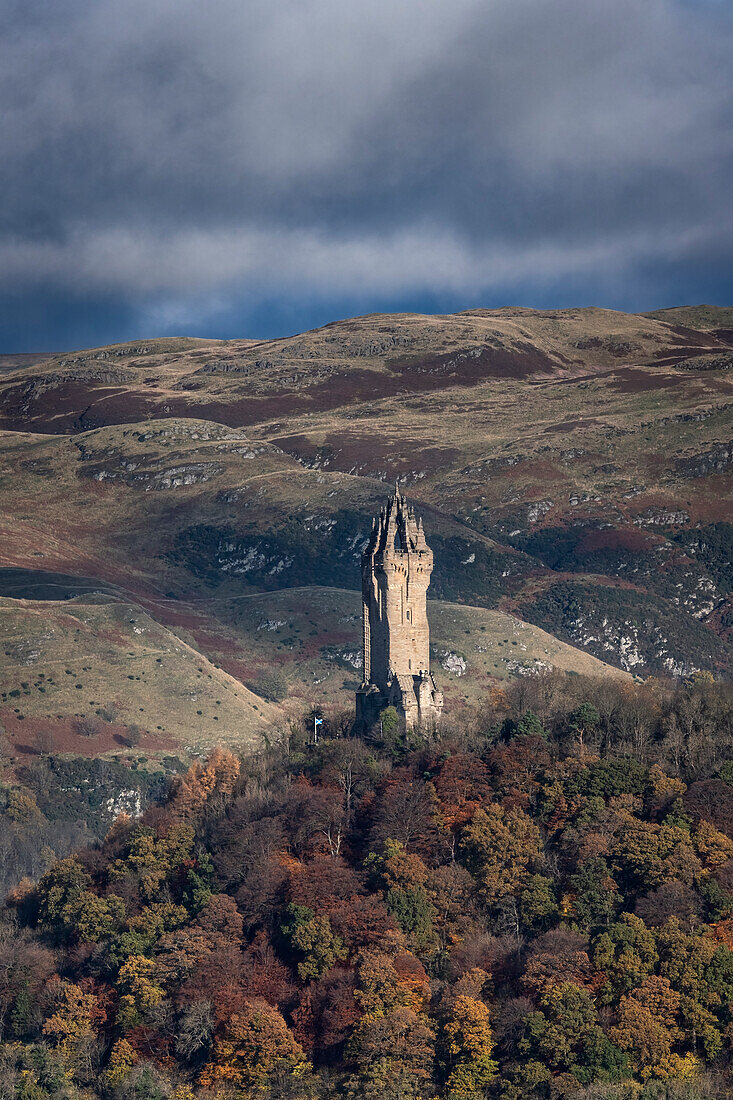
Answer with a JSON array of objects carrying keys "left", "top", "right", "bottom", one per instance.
[{"left": 0, "top": 305, "right": 730, "bottom": 759}]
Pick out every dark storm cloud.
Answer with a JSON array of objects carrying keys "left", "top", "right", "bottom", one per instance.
[{"left": 1, "top": 0, "right": 732, "bottom": 348}]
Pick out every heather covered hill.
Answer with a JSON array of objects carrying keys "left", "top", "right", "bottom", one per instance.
[
  {"left": 0, "top": 304, "right": 730, "bottom": 678},
  {"left": 1, "top": 306, "right": 731, "bottom": 435}
]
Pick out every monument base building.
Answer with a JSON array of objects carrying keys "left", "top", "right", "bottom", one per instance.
[{"left": 356, "top": 485, "right": 443, "bottom": 730}]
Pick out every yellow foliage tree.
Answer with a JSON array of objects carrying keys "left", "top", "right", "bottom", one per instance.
[
  {"left": 104, "top": 1038, "right": 138, "bottom": 1088},
  {"left": 611, "top": 976, "right": 682, "bottom": 1078},
  {"left": 171, "top": 747, "right": 240, "bottom": 819},
  {"left": 460, "top": 802, "right": 541, "bottom": 907},
  {"left": 693, "top": 819, "right": 733, "bottom": 871},
  {"left": 116, "top": 954, "right": 165, "bottom": 1030},
  {"left": 65, "top": 890, "right": 125, "bottom": 943},
  {"left": 442, "top": 994, "right": 498, "bottom": 1097},
  {"left": 42, "top": 980, "right": 97, "bottom": 1064},
  {"left": 200, "top": 998, "right": 310, "bottom": 1091}
]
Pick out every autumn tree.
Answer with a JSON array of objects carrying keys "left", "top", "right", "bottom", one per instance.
[
  {"left": 592, "top": 913, "right": 658, "bottom": 1003},
  {"left": 370, "top": 771, "right": 441, "bottom": 858},
  {"left": 42, "top": 979, "right": 99, "bottom": 1080},
  {"left": 522, "top": 981, "right": 627, "bottom": 1086},
  {"left": 346, "top": 1006, "right": 436, "bottom": 1100},
  {"left": 169, "top": 746, "right": 240, "bottom": 820},
  {"left": 460, "top": 802, "right": 541, "bottom": 909},
  {"left": 610, "top": 975, "right": 688, "bottom": 1079},
  {"left": 200, "top": 998, "right": 312, "bottom": 1094},
  {"left": 440, "top": 992, "right": 498, "bottom": 1097},
  {"left": 36, "top": 858, "right": 91, "bottom": 938},
  {"left": 347, "top": 950, "right": 435, "bottom": 1100},
  {"left": 432, "top": 753, "right": 491, "bottom": 829},
  {"left": 116, "top": 955, "right": 165, "bottom": 1030},
  {"left": 366, "top": 840, "right": 438, "bottom": 957},
  {"left": 281, "top": 903, "right": 347, "bottom": 981}
]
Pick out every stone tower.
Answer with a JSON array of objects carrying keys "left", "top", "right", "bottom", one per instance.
[{"left": 356, "top": 485, "right": 443, "bottom": 729}]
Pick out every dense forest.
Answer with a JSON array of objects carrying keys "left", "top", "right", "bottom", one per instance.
[{"left": 2, "top": 672, "right": 733, "bottom": 1099}]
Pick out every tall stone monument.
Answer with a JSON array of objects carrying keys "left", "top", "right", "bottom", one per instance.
[{"left": 356, "top": 485, "right": 443, "bottom": 729}]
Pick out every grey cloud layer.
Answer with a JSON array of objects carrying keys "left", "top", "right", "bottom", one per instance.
[{"left": 2, "top": 0, "right": 732, "bottom": 329}]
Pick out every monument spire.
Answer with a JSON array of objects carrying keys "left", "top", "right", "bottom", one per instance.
[{"left": 356, "top": 488, "right": 443, "bottom": 730}]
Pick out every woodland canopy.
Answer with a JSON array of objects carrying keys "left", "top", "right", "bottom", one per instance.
[{"left": 1, "top": 672, "right": 733, "bottom": 1099}]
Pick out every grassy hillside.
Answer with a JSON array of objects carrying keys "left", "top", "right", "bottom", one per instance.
[
  {"left": 162, "top": 586, "right": 627, "bottom": 715},
  {"left": 0, "top": 305, "right": 730, "bottom": 701},
  {"left": 0, "top": 593, "right": 283, "bottom": 759}
]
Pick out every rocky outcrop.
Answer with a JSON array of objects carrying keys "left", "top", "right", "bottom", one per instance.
[{"left": 677, "top": 442, "right": 733, "bottom": 478}]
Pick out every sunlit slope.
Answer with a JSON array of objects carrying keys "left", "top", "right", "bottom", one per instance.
[
  {"left": 0, "top": 594, "right": 283, "bottom": 758},
  {"left": 180, "top": 586, "right": 627, "bottom": 717}
]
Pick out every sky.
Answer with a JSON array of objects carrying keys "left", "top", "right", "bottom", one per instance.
[{"left": 1, "top": 0, "right": 732, "bottom": 352}]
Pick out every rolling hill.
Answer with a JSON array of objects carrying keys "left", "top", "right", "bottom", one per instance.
[
  {"left": 0, "top": 304, "right": 730, "bottom": 769},
  {"left": 0, "top": 592, "right": 283, "bottom": 761}
]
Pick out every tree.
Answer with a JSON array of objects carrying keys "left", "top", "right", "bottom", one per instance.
[
  {"left": 287, "top": 853, "right": 365, "bottom": 916},
  {"left": 75, "top": 716, "right": 102, "bottom": 738},
  {"left": 613, "top": 813, "right": 701, "bottom": 893},
  {"left": 116, "top": 955, "right": 165, "bottom": 1030},
  {"left": 568, "top": 702, "right": 600, "bottom": 754},
  {"left": 366, "top": 840, "right": 438, "bottom": 957},
  {"left": 611, "top": 975, "right": 682, "bottom": 1079},
  {"left": 655, "top": 916, "right": 733, "bottom": 1060},
  {"left": 104, "top": 1038, "right": 138, "bottom": 1088},
  {"left": 169, "top": 747, "right": 241, "bottom": 820},
  {"left": 280, "top": 779, "right": 346, "bottom": 859},
  {"left": 346, "top": 1006, "right": 436, "bottom": 1100},
  {"left": 523, "top": 981, "right": 627, "bottom": 1085},
  {"left": 440, "top": 994, "right": 497, "bottom": 1097},
  {"left": 200, "top": 998, "right": 311, "bottom": 1093},
  {"left": 281, "top": 903, "right": 347, "bottom": 982},
  {"left": 518, "top": 875, "right": 558, "bottom": 933},
  {"left": 378, "top": 707, "right": 402, "bottom": 756},
  {"left": 36, "top": 858, "right": 91, "bottom": 938},
  {"left": 370, "top": 771, "right": 441, "bottom": 858},
  {"left": 0, "top": 925, "right": 55, "bottom": 1040},
  {"left": 515, "top": 711, "right": 546, "bottom": 740},
  {"left": 460, "top": 802, "right": 541, "bottom": 909},
  {"left": 42, "top": 979, "right": 98, "bottom": 1073},
  {"left": 316, "top": 737, "right": 376, "bottom": 815},
  {"left": 487, "top": 736, "right": 551, "bottom": 810},
  {"left": 65, "top": 890, "right": 125, "bottom": 944},
  {"left": 425, "top": 863, "right": 478, "bottom": 950},
  {"left": 521, "top": 930, "right": 596, "bottom": 999},
  {"left": 433, "top": 753, "right": 491, "bottom": 829},
  {"left": 174, "top": 999, "right": 214, "bottom": 1062},
  {"left": 303, "top": 967, "right": 360, "bottom": 1058},
  {"left": 592, "top": 913, "right": 658, "bottom": 1004},
  {"left": 124, "top": 723, "right": 143, "bottom": 748},
  {"left": 353, "top": 948, "right": 430, "bottom": 1018},
  {"left": 566, "top": 856, "right": 622, "bottom": 930}
]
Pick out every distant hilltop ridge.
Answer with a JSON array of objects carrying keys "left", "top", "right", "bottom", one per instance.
[{"left": 1, "top": 303, "right": 732, "bottom": 439}]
